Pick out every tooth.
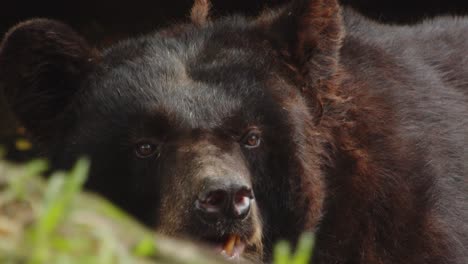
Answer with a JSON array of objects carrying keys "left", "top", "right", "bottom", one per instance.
[{"left": 224, "top": 235, "right": 237, "bottom": 256}]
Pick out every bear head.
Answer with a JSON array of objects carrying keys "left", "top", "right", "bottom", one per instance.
[{"left": 0, "top": 0, "right": 343, "bottom": 261}]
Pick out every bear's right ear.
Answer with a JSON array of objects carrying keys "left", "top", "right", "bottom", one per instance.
[
  {"left": 254, "top": 0, "right": 343, "bottom": 124},
  {"left": 0, "top": 19, "right": 99, "bottom": 141}
]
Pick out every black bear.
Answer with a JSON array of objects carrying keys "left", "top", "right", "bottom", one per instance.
[{"left": 1, "top": 0, "right": 467, "bottom": 263}]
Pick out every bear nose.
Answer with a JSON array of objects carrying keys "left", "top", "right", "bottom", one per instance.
[{"left": 195, "top": 183, "right": 253, "bottom": 221}]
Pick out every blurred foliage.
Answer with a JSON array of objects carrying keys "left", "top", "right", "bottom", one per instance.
[
  {"left": 0, "top": 156, "right": 228, "bottom": 264},
  {"left": 273, "top": 233, "right": 314, "bottom": 264},
  {"left": 0, "top": 153, "right": 314, "bottom": 264}
]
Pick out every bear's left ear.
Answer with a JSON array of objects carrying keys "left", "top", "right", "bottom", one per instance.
[
  {"left": 0, "top": 19, "right": 100, "bottom": 141},
  {"left": 256, "top": 0, "right": 344, "bottom": 86}
]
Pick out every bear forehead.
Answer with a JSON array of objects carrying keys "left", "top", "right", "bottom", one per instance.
[{"left": 80, "top": 24, "right": 273, "bottom": 129}]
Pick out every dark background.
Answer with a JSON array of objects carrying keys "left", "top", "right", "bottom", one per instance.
[
  {"left": 1, "top": 0, "right": 468, "bottom": 46},
  {"left": 1, "top": 0, "right": 468, "bottom": 160}
]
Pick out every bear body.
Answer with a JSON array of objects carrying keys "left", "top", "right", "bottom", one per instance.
[{"left": 1, "top": 0, "right": 467, "bottom": 263}]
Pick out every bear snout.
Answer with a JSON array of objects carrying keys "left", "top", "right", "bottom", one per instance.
[{"left": 195, "top": 180, "right": 254, "bottom": 223}]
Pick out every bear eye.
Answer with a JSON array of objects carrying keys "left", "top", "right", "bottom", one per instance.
[
  {"left": 241, "top": 129, "right": 261, "bottom": 149},
  {"left": 135, "top": 142, "right": 159, "bottom": 158}
]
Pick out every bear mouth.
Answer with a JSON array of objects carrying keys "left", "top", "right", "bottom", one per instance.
[{"left": 205, "top": 234, "right": 246, "bottom": 259}]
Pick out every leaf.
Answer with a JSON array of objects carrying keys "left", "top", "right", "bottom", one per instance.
[
  {"left": 8, "top": 159, "right": 48, "bottom": 200},
  {"left": 134, "top": 236, "right": 157, "bottom": 257},
  {"left": 274, "top": 240, "right": 292, "bottom": 264},
  {"left": 28, "top": 158, "right": 90, "bottom": 264},
  {"left": 291, "top": 232, "right": 314, "bottom": 264}
]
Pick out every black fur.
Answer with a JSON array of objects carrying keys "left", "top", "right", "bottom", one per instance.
[{"left": 1, "top": 0, "right": 467, "bottom": 263}]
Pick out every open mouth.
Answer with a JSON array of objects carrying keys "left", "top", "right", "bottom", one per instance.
[{"left": 207, "top": 234, "right": 246, "bottom": 259}]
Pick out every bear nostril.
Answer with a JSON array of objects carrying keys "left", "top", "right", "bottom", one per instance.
[
  {"left": 232, "top": 188, "right": 253, "bottom": 219},
  {"left": 205, "top": 190, "right": 227, "bottom": 209},
  {"left": 196, "top": 190, "right": 228, "bottom": 214}
]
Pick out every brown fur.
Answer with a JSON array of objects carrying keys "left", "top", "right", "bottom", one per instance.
[
  {"left": 190, "top": 0, "right": 211, "bottom": 27},
  {"left": 255, "top": 1, "right": 467, "bottom": 262},
  {"left": 1, "top": 1, "right": 467, "bottom": 263}
]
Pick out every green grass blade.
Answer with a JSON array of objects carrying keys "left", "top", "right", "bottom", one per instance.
[
  {"left": 291, "top": 232, "right": 314, "bottom": 264},
  {"left": 274, "top": 240, "right": 292, "bottom": 264}
]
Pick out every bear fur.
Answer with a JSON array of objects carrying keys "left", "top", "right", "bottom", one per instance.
[{"left": 1, "top": 0, "right": 467, "bottom": 263}]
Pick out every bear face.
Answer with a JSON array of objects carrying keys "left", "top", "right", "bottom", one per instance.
[
  {"left": 2, "top": 0, "right": 468, "bottom": 263},
  {"left": 0, "top": 0, "right": 340, "bottom": 261},
  {"left": 52, "top": 24, "right": 321, "bottom": 260}
]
